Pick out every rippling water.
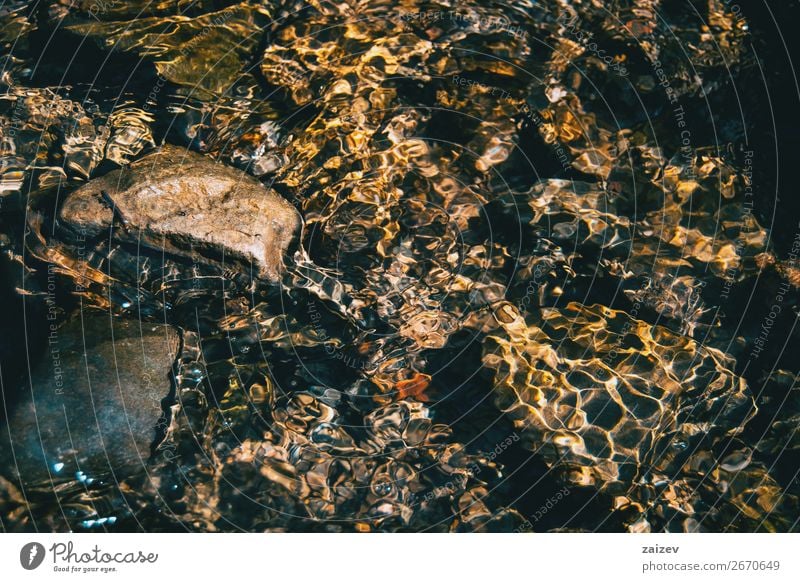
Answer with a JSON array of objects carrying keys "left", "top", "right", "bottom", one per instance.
[{"left": 0, "top": 0, "right": 798, "bottom": 532}]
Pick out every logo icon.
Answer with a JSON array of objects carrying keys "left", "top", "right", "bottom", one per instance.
[{"left": 20, "top": 542, "right": 46, "bottom": 570}]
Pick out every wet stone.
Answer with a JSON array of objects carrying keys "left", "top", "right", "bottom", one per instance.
[
  {"left": 2, "top": 315, "right": 180, "bottom": 484},
  {"left": 59, "top": 145, "right": 301, "bottom": 281}
]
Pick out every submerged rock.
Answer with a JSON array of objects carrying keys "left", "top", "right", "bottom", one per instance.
[
  {"left": 2, "top": 315, "right": 180, "bottom": 484},
  {"left": 59, "top": 145, "right": 300, "bottom": 281}
]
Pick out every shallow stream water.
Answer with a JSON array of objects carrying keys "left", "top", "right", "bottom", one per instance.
[{"left": 0, "top": 0, "right": 798, "bottom": 532}]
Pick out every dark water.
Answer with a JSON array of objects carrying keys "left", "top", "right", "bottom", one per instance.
[{"left": 0, "top": 0, "right": 798, "bottom": 532}]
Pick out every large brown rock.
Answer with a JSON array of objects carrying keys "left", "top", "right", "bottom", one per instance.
[{"left": 59, "top": 145, "right": 300, "bottom": 281}]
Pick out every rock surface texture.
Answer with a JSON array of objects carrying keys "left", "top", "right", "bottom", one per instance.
[
  {"left": 3, "top": 315, "right": 180, "bottom": 483},
  {"left": 59, "top": 145, "right": 301, "bottom": 281}
]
